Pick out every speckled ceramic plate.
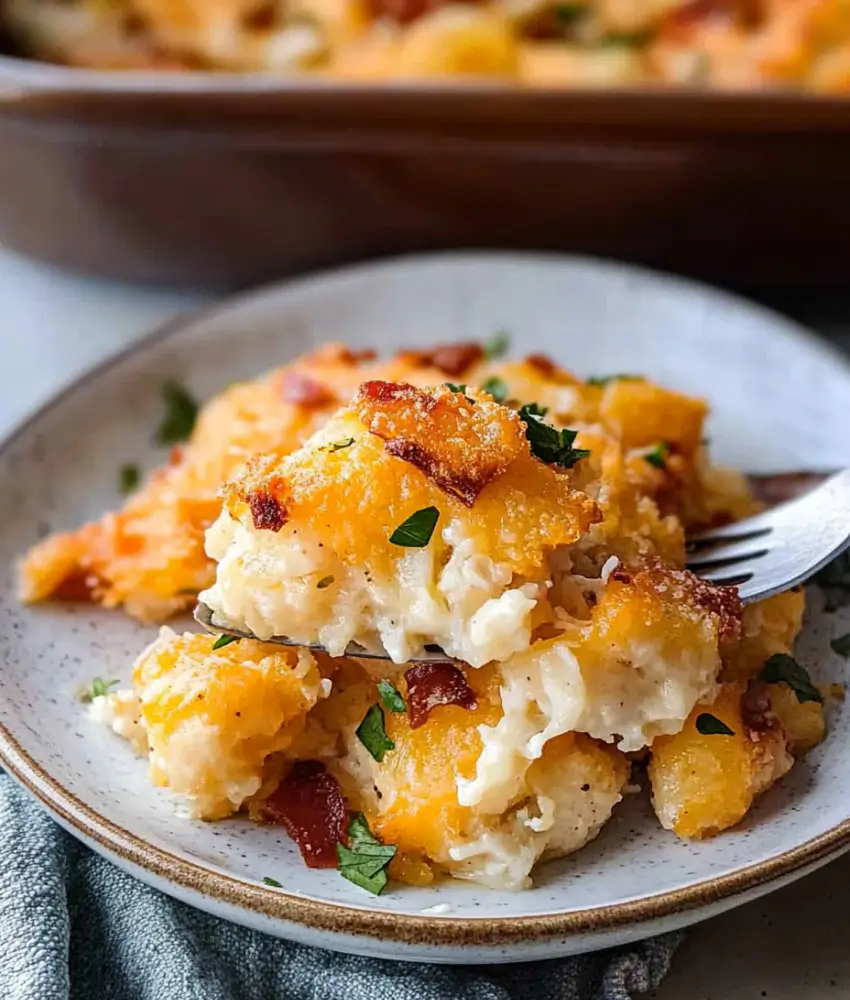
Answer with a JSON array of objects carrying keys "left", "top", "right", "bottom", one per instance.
[{"left": 2, "top": 253, "right": 850, "bottom": 964}]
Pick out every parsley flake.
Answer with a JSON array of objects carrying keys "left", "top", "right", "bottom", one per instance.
[
  {"left": 759, "top": 653, "right": 823, "bottom": 703},
  {"left": 444, "top": 383, "right": 474, "bottom": 404},
  {"left": 831, "top": 633, "right": 850, "bottom": 658},
  {"left": 518, "top": 404, "right": 590, "bottom": 469},
  {"left": 481, "top": 377, "right": 508, "bottom": 403},
  {"left": 155, "top": 380, "right": 199, "bottom": 445},
  {"left": 79, "top": 677, "right": 120, "bottom": 703},
  {"left": 598, "top": 28, "right": 655, "bottom": 46},
  {"left": 377, "top": 679, "right": 406, "bottom": 714},
  {"left": 484, "top": 330, "right": 510, "bottom": 360},
  {"left": 263, "top": 876, "right": 282, "bottom": 887},
  {"left": 696, "top": 713, "right": 735, "bottom": 736},
  {"left": 389, "top": 506, "right": 440, "bottom": 548},
  {"left": 645, "top": 441, "right": 671, "bottom": 470},
  {"left": 356, "top": 704, "right": 395, "bottom": 762},
  {"left": 317, "top": 575, "right": 335, "bottom": 590},
  {"left": 119, "top": 463, "right": 141, "bottom": 494},
  {"left": 329, "top": 437, "right": 354, "bottom": 452},
  {"left": 212, "top": 634, "right": 240, "bottom": 651},
  {"left": 337, "top": 814, "right": 396, "bottom": 895},
  {"left": 554, "top": 2, "right": 589, "bottom": 22},
  {"left": 586, "top": 374, "right": 641, "bottom": 388}
]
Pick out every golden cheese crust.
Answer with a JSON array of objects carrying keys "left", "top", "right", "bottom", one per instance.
[{"left": 19, "top": 345, "right": 758, "bottom": 622}]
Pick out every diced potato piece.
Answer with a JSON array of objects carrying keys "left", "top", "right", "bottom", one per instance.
[
  {"left": 721, "top": 589, "right": 806, "bottom": 682},
  {"left": 649, "top": 682, "right": 792, "bottom": 839},
  {"left": 599, "top": 379, "right": 708, "bottom": 454},
  {"left": 768, "top": 683, "right": 826, "bottom": 755},
  {"left": 389, "top": 5, "right": 519, "bottom": 77},
  {"left": 370, "top": 664, "right": 503, "bottom": 859},
  {"left": 520, "top": 42, "right": 648, "bottom": 87},
  {"left": 134, "top": 629, "right": 326, "bottom": 820}
]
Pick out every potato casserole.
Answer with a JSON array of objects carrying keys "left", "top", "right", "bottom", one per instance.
[{"left": 19, "top": 340, "right": 827, "bottom": 893}]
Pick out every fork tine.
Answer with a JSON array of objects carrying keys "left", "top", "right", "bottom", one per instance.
[
  {"left": 693, "top": 567, "right": 755, "bottom": 586},
  {"left": 686, "top": 540, "right": 770, "bottom": 571},
  {"left": 686, "top": 523, "right": 772, "bottom": 550}
]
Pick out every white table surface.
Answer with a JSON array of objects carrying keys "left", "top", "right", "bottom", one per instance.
[{"left": 2, "top": 245, "right": 849, "bottom": 999}]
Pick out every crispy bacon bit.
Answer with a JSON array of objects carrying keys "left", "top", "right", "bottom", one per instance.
[
  {"left": 248, "top": 490, "right": 287, "bottom": 532},
  {"left": 280, "top": 373, "right": 335, "bottom": 408},
  {"left": 365, "top": 0, "right": 483, "bottom": 24},
  {"left": 660, "top": 0, "right": 730, "bottom": 36},
  {"left": 610, "top": 566, "right": 633, "bottom": 585},
  {"left": 242, "top": 1, "right": 277, "bottom": 29},
  {"left": 340, "top": 347, "right": 377, "bottom": 365},
  {"left": 264, "top": 761, "right": 348, "bottom": 868},
  {"left": 403, "top": 343, "right": 483, "bottom": 377},
  {"left": 357, "top": 380, "right": 522, "bottom": 506},
  {"left": 404, "top": 663, "right": 478, "bottom": 729},
  {"left": 52, "top": 570, "right": 101, "bottom": 602},
  {"left": 384, "top": 438, "right": 481, "bottom": 507},
  {"left": 526, "top": 354, "right": 557, "bottom": 376},
  {"left": 741, "top": 681, "right": 776, "bottom": 734},
  {"left": 524, "top": 354, "right": 577, "bottom": 385},
  {"left": 358, "top": 380, "right": 426, "bottom": 406}
]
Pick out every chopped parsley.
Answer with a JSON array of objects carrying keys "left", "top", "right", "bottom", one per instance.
[
  {"left": 554, "top": 2, "right": 589, "bottom": 23},
  {"left": 316, "top": 575, "right": 335, "bottom": 590},
  {"left": 598, "top": 28, "right": 655, "bottom": 46},
  {"left": 79, "top": 677, "right": 120, "bottom": 703},
  {"left": 389, "top": 506, "right": 440, "bottom": 548},
  {"left": 484, "top": 330, "right": 510, "bottom": 360},
  {"left": 356, "top": 704, "right": 395, "bottom": 762},
  {"left": 444, "top": 382, "right": 475, "bottom": 404},
  {"left": 696, "top": 713, "right": 735, "bottom": 736},
  {"left": 521, "top": 401, "right": 548, "bottom": 418},
  {"left": 212, "top": 634, "right": 240, "bottom": 651},
  {"left": 329, "top": 438, "right": 354, "bottom": 452},
  {"left": 119, "top": 463, "right": 141, "bottom": 494},
  {"left": 644, "top": 441, "right": 671, "bottom": 470},
  {"left": 830, "top": 633, "right": 850, "bottom": 658},
  {"left": 377, "top": 679, "right": 406, "bottom": 714},
  {"left": 518, "top": 404, "right": 590, "bottom": 469},
  {"left": 337, "top": 814, "right": 396, "bottom": 895},
  {"left": 155, "top": 380, "right": 199, "bottom": 445},
  {"left": 481, "top": 377, "right": 508, "bottom": 403},
  {"left": 586, "top": 374, "right": 640, "bottom": 388},
  {"left": 262, "top": 876, "right": 282, "bottom": 887},
  {"left": 759, "top": 653, "right": 823, "bottom": 704}
]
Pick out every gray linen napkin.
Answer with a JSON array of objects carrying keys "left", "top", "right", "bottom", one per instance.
[{"left": 0, "top": 774, "right": 681, "bottom": 1000}]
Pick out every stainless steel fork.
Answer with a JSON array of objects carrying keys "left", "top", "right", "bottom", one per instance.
[
  {"left": 685, "top": 469, "right": 850, "bottom": 603},
  {"left": 195, "top": 469, "right": 850, "bottom": 659}
]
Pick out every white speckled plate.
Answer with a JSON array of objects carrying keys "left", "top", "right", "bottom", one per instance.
[{"left": 2, "top": 253, "right": 850, "bottom": 964}]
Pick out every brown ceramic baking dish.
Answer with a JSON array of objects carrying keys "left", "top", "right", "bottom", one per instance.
[{"left": 3, "top": 44, "right": 850, "bottom": 288}]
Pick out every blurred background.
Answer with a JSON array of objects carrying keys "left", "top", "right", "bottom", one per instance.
[{"left": 2, "top": 0, "right": 850, "bottom": 290}]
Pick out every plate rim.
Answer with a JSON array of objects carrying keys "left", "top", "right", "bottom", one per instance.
[{"left": 3, "top": 249, "right": 850, "bottom": 949}]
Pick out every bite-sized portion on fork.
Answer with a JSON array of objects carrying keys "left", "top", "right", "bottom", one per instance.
[{"left": 198, "top": 368, "right": 747, "bottom": 666}]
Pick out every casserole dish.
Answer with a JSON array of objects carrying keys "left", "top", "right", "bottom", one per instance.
[{"left": 3, "top": 46, "right": 850, "bottom": 287}]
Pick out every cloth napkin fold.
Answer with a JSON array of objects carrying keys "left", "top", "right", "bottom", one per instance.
[{"left": 0, "top": 774, "right": 681, "bottom": 1000}]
